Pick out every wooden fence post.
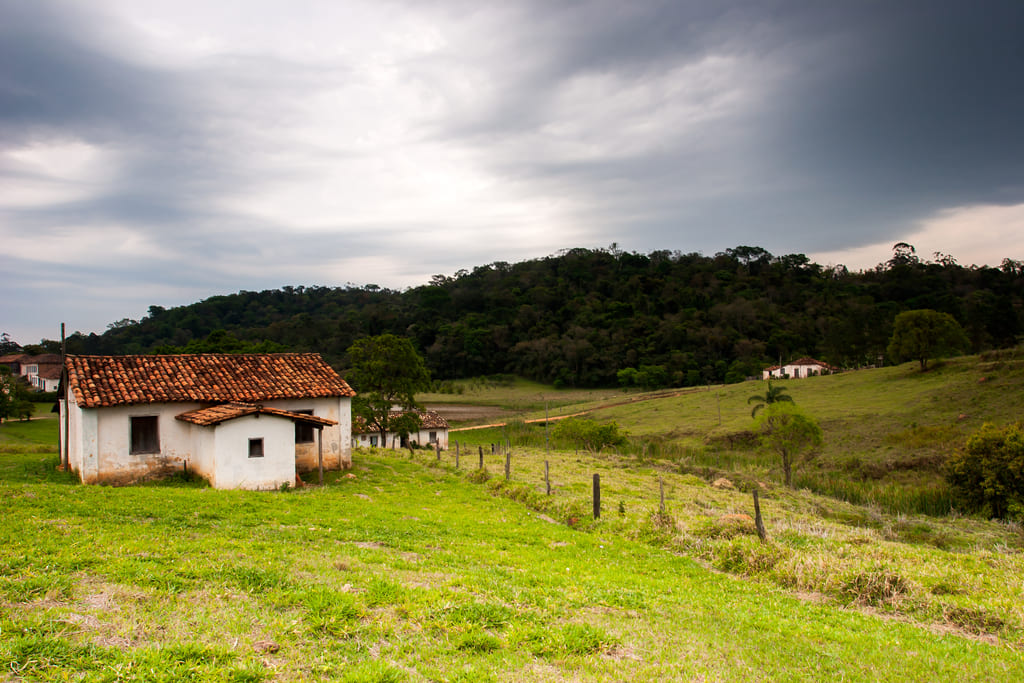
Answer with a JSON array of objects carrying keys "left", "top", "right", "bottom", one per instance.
[
  {"left": 659, "top": 477, "right": 665, "bottom": 514},
  {"left": 754, "top": 489, "right": 767, "bottom": 542},
  {"left": 545, "top": 460, "right": 550, "bottom": 495},
  {"left": 505, "top": 453, "right": 511, "bottom": 481},
  {"left": 436, "top": 442, "right": 441, "bottom": 461},
  {"left": 478, "top": 446, "right": 484, "bottom": 469},
  {"left": 593, "top": 474, "right": 601, "bottom": 519}
]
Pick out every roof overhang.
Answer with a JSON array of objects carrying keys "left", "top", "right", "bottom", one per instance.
[{"left": 176, "top": 402, "right": 338, "bottom": 428}]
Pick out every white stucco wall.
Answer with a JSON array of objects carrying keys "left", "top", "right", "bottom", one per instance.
[
  {"left": 64, "top": 394, "right": 353, "bottom": 486},
  {"left": 207, "top": 414, "right": 295, "bottom": 490},
  {"left": 352, "top": 427, "right": 448, "bottom": 450},
  {"left": 96, "top": 403, "right": 198, "bottom": 484}
]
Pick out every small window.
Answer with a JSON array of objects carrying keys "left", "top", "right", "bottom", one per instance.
[
  {"left": 369, "top": 435, "right": 378, "bottom": 447},
  {"left": 248, "top": 438, "right": 264, "bottom": 458},
  {"left": 295, "top": 410, "right": 314, "bottom": 443},
  {"left": 130, "top": 416, "right": 159, "bottom": 454},
  {"left": 428, "top": 431, "right": 437, "bottom": 443}
]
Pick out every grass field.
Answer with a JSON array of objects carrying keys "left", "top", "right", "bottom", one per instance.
[
  {"left": 3, "top": 444, "right": 1023, "bottom": 682},
  {"left": 3, "top": 357, "right": 1024, "bottom": 680}
]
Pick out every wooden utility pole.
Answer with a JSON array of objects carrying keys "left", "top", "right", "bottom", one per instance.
[{"left": 60, "top": 323, "right": 69, "bottom": 471}]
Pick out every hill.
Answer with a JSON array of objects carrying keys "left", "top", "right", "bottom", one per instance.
[{"left": 46, "top": 245, "right": 1024, "bottom": 387}]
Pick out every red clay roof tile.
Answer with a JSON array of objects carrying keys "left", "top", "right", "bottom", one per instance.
[
  {"left": 65, "top": 353, "right": 355, "bottom": 408},
  {"left": 176, "top": 402, "right": 338, "bottom": 427}
]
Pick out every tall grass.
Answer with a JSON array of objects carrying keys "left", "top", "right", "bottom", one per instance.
[{"left": 792, "top": 473, "right": 955, "bottom": 516}]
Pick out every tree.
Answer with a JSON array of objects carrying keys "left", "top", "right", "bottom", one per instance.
[
  {"left": 0, "top": 332, "right": 20, "bottom": 355},
  {"left": 887, "top": 309, "right": 969, "bottom": 371},
  {"left": 0, "top": 368, "right": 34, "bottom": 423},
  {"left": 754, "top": 403, "right": 822, "bottom": 487},
  {"left": 947, "top": 423, "right": 1024, "bottom": 520},
  {"left": 0, "top": 368, "right": 13, "bottom": 422},
  {"left": 747, "top": 380, "right": 794, "bottom": 418},
  {"left": 346, "top": 334, "right": 431, "bottom": 448},
  {"left": 551, "top": 417, "right": 627, "bottom": 453}
]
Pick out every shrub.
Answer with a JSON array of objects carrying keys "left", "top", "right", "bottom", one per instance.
[{"left": 947, "top": 422, "right": 1024, "bottom": 520}]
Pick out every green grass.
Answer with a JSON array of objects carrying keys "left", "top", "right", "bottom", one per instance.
[
  {"left": 442, "top": 353, "right": 1024, "bottom": 516},
  {"left": 3, "top": 441, "right": 1024, "bottom": 681},
  {"left": 5, "top": 357, "right": 1024, "bottom": 679}
]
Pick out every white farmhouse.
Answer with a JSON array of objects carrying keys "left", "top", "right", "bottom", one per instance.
[
  {"left": 352, "top": 410, "right": 449, "bottom": 450},
  {"left": 762, "top": 357, "right": 838, "bottom": 380},
  {"left": 59, "top": 353, "right": 355, "bottom": 490}
]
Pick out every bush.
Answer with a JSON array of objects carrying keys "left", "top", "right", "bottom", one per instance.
[{"left": 947, "top": 422, "right": 1024, "bottom": 520}]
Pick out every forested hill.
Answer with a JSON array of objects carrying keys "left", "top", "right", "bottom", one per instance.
[{"left": 60, "top": 245, "right": 1023, "bottom": 387}]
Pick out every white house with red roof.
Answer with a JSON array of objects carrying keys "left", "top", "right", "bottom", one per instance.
[
  {"left": 762, "top": 357, "right": 838, "bottom": 380},
  {"left": 352, "top": 409, "right": 449, "bottom": 450},
  {"left": 60, "top": 354, "right": 355, "bottom": 489}
]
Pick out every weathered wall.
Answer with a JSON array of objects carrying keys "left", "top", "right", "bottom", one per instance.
[
  {"left": 89, "top": 403, "right": 199, "bottom": 485},
  {"left": 264, "top": 396, "right": 352, "bottom": 470},
  {"left": 210, "top": 414, "right": 294, "bottom": 490}
]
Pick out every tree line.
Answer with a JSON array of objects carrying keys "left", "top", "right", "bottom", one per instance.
[{"left": 28, "top": 244, "right": 1024, "bottom": 387}]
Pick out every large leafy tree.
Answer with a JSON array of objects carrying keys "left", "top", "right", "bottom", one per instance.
[
  {"left": 754, "top": 403, "right": 822, "bottom": 487},
  {"left": 747, "top": 381, "right": 794, "bottom": 417},
  {"left": 947, "top": 423, "right": 1024, "bottom": 520},
  {"left": 346, "top": 334, "right": 431, "bottom": 447},
  {"left": 887, "top": 309, "right": 969, "bottom": 371}
]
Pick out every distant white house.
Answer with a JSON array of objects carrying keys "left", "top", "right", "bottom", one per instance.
[
  {"left": 60, "top": 353, "right": 355, "bottom": 489},
  {"left": 0, "top": 353, "right": 62, "bottom": 391},
  {"left": 762, "top": 357, "right": 838, "bottom": 380},
  {"left": 352, "top": 410, "right": 449, "bottom": 450}
]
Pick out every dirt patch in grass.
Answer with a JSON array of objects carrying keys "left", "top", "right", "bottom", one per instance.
[{"left": 427, "top": 403, "right": 516, "bottom": 424}]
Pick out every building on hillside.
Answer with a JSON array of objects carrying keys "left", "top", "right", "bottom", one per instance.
[
  {"left": 0, "top": 353, "right": 62, "bottom": 390},
  {"left": 33, "top": 365, "right": 62, "bottom": 392},
  {"left": 352, "top": 410, "right": 449, "bottom": 450},
  {"left": 0, "top": 354, "right": 29, "bottom": 375},
  {"left": 59, "top": 353, "right": 355, "bottom": 489},
  {"left": 762, "top": 357, "right": 838, "bottom": 380}
]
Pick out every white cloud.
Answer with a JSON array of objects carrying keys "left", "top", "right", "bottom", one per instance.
[
  {"left": 810, "top": 202, "right": 1024, "bottom": 271},
  {"left": 0, "top": 140, "right": 117, "bottom": 208}
]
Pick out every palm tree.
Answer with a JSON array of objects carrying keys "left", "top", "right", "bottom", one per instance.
[{"left": 748, "top": 380, "right": 794, "bottom": 417}]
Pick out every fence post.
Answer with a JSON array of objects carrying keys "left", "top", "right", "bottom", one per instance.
[
  {"left": 593, "top": 474, "right": 601, "bottom": 519},
  {"left": 754, "top": 489, "right": 767, "bottom": 542},
  {"left": 659, "top": 477, "right": 665, "bottom": 514},
  {"left": 505, "top": 453, "right": 511, "bottom": 481},
  {"left": 436, "top": 442, "right": 441, "bottom": 461},
  {"left": 545, "top": 460, "right": 551, "bottom": 495},
  {"left": 478, "top": 446, "right": 484, "bottom": 469}
]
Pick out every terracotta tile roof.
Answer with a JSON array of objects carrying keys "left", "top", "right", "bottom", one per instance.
[
  {"left": 65, "top": 353, "right": 355, "bottom": 408},
  {"left": 353, "top": 409, "right": 449, "bottom": 434},
  {"left": 0, "top": 354, "right": 29, "bottom": 364},
  {"left": 176, "top": 402, "right": 338, "bottom": 427},
  {"left": 789, "top": 357, "right": 838, "bottom": 370},
  {"left": 37, "top": 365, "right": 63, "bottom": 380}
]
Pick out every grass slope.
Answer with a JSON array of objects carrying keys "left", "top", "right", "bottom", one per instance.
[{"left": 2, "top": 447, "right": 1023, "bottom": 682}]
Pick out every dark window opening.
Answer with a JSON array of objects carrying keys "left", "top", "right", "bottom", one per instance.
[
  {"left": 130, "top": 416, "right": 159, "bottom": 454},
  {"left": 429, "top": 431, "right": 437, "bottom": 443},
  {"left": 249, "top": 438, "right": 265, "bottom": 458},
  {"left": 295, "top": 410, "right": 314, "bottom": 443}
]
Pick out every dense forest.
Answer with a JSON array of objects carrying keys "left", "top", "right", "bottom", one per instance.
[{"left": 40, "top": 244, "right": 1024, "bottom": 388}]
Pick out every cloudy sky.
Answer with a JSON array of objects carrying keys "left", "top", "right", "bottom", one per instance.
[{"left": 3, "top": 0, "right": 1023, "bottom": 344}]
